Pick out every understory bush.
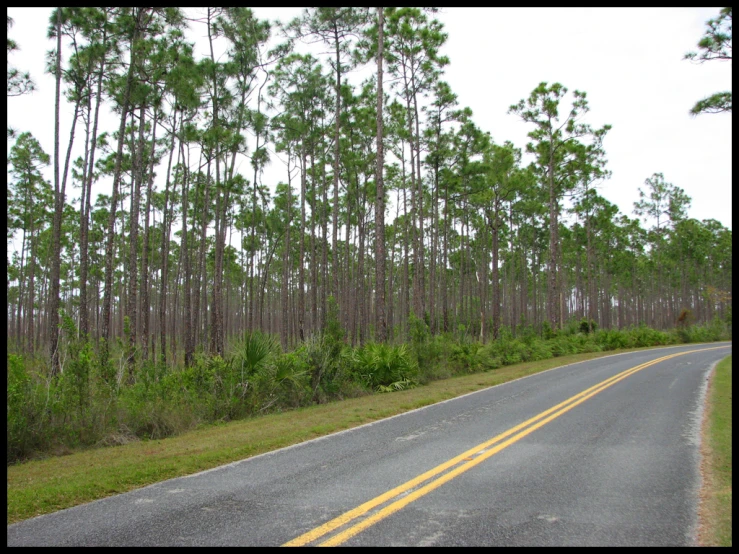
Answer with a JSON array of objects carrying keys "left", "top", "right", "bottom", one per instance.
[
  {"left": 348, "top": 342, "right": 419, "bottom": 392},
  {"left": 6, "top": 316, "right": 730, "bottom": 465},
  {"left": 449, "top": 339, "right": 483, "bottom": 373}
]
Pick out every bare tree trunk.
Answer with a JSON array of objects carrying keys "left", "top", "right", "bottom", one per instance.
[
  {"left": 126, "top": 105, "right": 146, "bottom": 381},
  {"left": 159, "top": 125, "right": 179, "bottom": 367},
  {"left": 489, "top": 207, "right": 501, "bottom": 340},
  {"left": 357, "top": 209, "right": 366, "bottom": 345},
  {"left": 207, "top": 7, "right": 225, "bottom": 357},
  {"left": 102, "top": 8, "right": 144, "bottom": 367},
  {"left": 343, "top": 187, "right": 352, "bottom": 333},
  {"left": 26, "top": 228, "right": 36, "bottom": 354},
  {"left": 180, "top": 137, "right": 193, "bottom": 367},
  {"left": 79, "top": 20, "right": 108, "bottom": 338},
  {"left": 442, "top": 173, "right": 450, "bottom": 333},
  {"left": 429, "top": 157, "right": 439, "bottom": 335},
  {"left": 15, "top": 228, "right": 27, "bottom": 349},
  {"left": 374, "top": 6, "right": 386, "bottom": 342},
  {"left": 331, "top": 26, "right": 342, "bottom": 309},
  {"left": 140, "top": 109, "right": 159, "bottom": 363},
  {"left": 281, "top": 152, "right": 293, "bottom": 351},
  {"left": 405, "top": 97, "right": 421, "bottom": 321},
  {"left": 195, "top": 154, "right": 211, "bottom": 348},
  {"left": 412, "top": 74, "right": 425, "bottom": 321},
  {"left": 321, "top": 154, "right": 329, "bottom": 330},
  {"left": 546, "top": 149, "right": 559, "bottom": 331},
  {"left": 310, "top": 152, "right": 318, "bottom": 334},
  {"left": 401, "top": 161, "right": 410, "bottom": 337},
  {"left": 298, "top": 146, "right": 307, "bottom": 341},
  {"left": 49, "top": 7, "right": 80, "bottom": 374}
]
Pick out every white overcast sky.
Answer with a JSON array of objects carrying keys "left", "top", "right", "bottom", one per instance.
[{"left": 7, "top": 7, "right": 733, "bottom": 231}]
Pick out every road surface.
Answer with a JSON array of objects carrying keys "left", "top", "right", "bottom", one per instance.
[{"left": 7, "top": 342, "right": 731, "bottom": 546}]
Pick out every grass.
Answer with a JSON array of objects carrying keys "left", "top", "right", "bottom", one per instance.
[
  {"left": 698, "top": 355, "right": 732, "bottom": 546},
  {"left": 7, "top": 346, "right": 732, "bottom": 546}
]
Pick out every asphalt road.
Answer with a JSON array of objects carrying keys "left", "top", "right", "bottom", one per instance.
[{"left": 7, "top": 342, "right": 731, "bottom": 546}]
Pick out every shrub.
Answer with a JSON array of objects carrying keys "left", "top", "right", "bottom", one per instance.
[
  {"left": 408, "top": 313, "right": 432, "bottom": 365},
  {"left": 117, "top": 379, "right": 197, "bottom": 440},
  {"left": 594, "top": 329, "right": 630, "bottom": 350},
  {"left": 299, "top": 333, "right": 345, "bottom": 403},
  {"left": 527, "top": 337, "right": 554, "bottom": 361},
  {"left": 449, "top": 340, "right": 483, "bottom": 373},
  {"left": 349, "top": 342, "right": 419, "bottom": 391},
  {"left": 257, "top": 353, "right": 311, "bottom": 411},
  {"left": 7, "top": 354, "right": 34, "bottom": 462},
  {"left": 323, "top": 295, "right": 346, "bottom": 359},
  {"left": 230, "top": 331, "right": 279, "bottom": 380},
  {"left": 474, "top": 341, "right": 507, "bottom": 370},
  {"left": 549, "top": 336, "right": 579, "bottom": 357},
  {"left": 578, "top": 318, "right": 598, "bottom": 334},
  {"left": 541, "top": 321, "right": 555, "bottom": 340},
  {"left": 628, "top": 324, "right": 675, "bottom": 347}
]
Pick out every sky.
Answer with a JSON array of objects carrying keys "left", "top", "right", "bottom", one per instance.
[{"left": 6, "top": 7, "right": 733, "bottom": 232}]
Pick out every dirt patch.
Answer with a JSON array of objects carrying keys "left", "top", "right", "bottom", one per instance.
[{"left": 95, "top": 425, "right": 141, "bottom": 448}]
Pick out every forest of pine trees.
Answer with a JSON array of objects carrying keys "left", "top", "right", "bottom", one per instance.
[{"left": 6, "top": 8, "right": 732, "bottom": 462}]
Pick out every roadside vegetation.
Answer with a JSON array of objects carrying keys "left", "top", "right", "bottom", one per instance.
[
  {"left": 699, "top": 354, "right": 732, "bottom": 547},
  {"left": 7, "top": 316, "right": 731, "bottom": 525}
]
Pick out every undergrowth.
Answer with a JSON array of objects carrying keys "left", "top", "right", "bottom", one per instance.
[{"left": 7, "top": 315, "right": 731, "bottom": 465}]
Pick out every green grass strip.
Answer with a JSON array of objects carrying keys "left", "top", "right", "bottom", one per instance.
[{"left": 700, "top": 354, "right": 732, "bottom": 546}]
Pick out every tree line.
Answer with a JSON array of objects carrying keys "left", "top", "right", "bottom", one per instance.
[{"left": 7, "top": 7, "right": 732, "bottom": 378}]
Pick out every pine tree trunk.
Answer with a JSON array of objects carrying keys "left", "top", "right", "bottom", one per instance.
[
  {"left": 126, "top": 105, "right": 145, "bottom": 380},
  {"left": 281, "top": 154, "right": 292, "bottom": 351},
  {"left": 79, "top": 28, "right": 107, "bottom": 339},
  {"left": 159, "top": 127, "right": 179, "bottom": 367},
  {"left": 374, "top": 6, "right": 386, "bottom": 342},
  {"left": 331, "top": 26, "right": 342, "bottom": 309},
  {"left": 490, "top": 207, "right": 501, "bottom": 340},
  {"left": 412, "top": 75, "right": 425, "bottom": 320},
  {"left": 310, "top": 152, "right": 318, "bottom": 334},
  {"left": 180, "top": 138, "right": 193, "bottom": 367},
  {"left": 442, "top": 175, "right": 450, "bottom": 332},
  {"left": 49, "top": 7, "right": 80, "bottom": 374},
  {"left": 298, "top": 147, "right": 307, "bottom": 342},
  {"left": 357, "top": 210, "right": 366, "bottom": 345},
  {"left": 321, "top": 156, "right": 329, "bottom": 330},
  {"left": 102, "top": 8, "right": 143, "bottom": 366},
  {"left": 546, "top": 148, "right": 559, "bottom": 331},
  {"left": 140, "top": 109, "right": 158, "bottom": 363}
]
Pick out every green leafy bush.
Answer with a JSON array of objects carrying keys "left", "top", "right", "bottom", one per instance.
[
  {"left": 7, "top": 354, "right": 34, "bottom": 462},
  {"left": 264, "top": 353, "right": 311, "bottom": 408},
  {"left": 298, "top": 333, "right": 345, "bottom": 403},
  {"left": 117, "top": 379, "right": 197, "bottom": 440},
  {"left": 629, "top": 324, "right": 676, "bottom": 347},
  {"left": 230, "top": 331, "right": 279, "bottom": 379},
  {"left": 527, "top": 338, "right": 554, "bottom": 361},
  {"left": 449, "top": 340, "right": 483, "bottom": 373},
  {"left": 594, "top": 329, "right": 631, "bottom": 350},
  {"left": 349, "top": 342, "right": 419, "bottom": 391}
]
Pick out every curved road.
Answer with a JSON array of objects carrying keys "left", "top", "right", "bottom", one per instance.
[{"left": 7, "top": 342, "right": 731, "bottom": 546}]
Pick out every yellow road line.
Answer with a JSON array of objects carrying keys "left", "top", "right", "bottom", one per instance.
[{"left": 283, "top": 346, "right": 729, "bottom": 547}]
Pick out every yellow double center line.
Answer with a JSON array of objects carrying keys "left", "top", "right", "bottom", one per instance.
[{"left": 283, "top": 346, "right": 729, "bottom": 547}]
